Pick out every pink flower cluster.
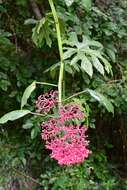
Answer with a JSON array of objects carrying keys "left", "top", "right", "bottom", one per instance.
[
  {"left": 40, "top": 99, "right": 91, "bottom": 165},
  {"left": 36, "top": 90, "right": 58, "bottom": 113},
  {"left": 36, "top": 90, "right": 90, "bottom": 165},
  {"left": 59, "top": 103, "right": 85, "bottom": 122},
  {"left": 45, "top": 125, "right": 90, "bottom": 165}
]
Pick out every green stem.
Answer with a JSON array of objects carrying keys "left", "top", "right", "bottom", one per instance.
[
  {"left": 30, "top": 112, "right": 58, "bottom": 118},
  {"left": 63, "top": 90, "right": 88, "bottom": 102},
  {"left": 48, "top": 0, "right": 64, "bottom": 107},
  {"left": 36, "top": 81, "right": 58, "bottom": 87}
]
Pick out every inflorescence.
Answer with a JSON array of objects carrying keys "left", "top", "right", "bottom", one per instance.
[{"left": 36, "top": 91, "right": 91, "bottom": 165}]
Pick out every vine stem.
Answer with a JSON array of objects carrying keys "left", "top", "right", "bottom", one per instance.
[{"left": 48, "top": 0, "right": 64, "bottom": 107}]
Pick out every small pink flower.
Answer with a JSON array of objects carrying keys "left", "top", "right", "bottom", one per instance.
[
  {"left": 36, "top": 90, "right": 58, "bottom": 114},
  {"left": 59, "top": 103, "right": 85, "bottom": 122}
]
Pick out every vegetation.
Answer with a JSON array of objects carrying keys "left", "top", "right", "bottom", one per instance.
[{"left": 0, "top": 0, "right": 127, "bottom": 189}]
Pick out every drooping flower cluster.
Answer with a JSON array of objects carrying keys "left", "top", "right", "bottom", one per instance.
[
  {"left": 36, "top": 90, "right": 58, "bottom": 113},
  {"left": 38, "top": 93, "right": 91, "bottom": 165},
  {"left": 36, "top": 91, "right": 91, "bottom": 165}
]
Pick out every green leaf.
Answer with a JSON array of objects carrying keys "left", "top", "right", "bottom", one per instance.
[
  {"left": 68, "top": 32, "right": 79, "bottom": 46},
  {"left": 63, "top": 48, "right": 76, "bottom": 60},
  {"left": 87, "top": 89, "right": 114, "bottom": 113},
  {"left": 44, "top": 28, "right": 52, "bottom": 47},
  {"left": 82, "top": 0, "right": 92, "bottom": 11},
  {"left": 88, "top": 40, "right": 103, "bottom": 49},
  {"left": 70, "top": 55, "right": 79, "bottom": 65},
  {"left": 64, "top": 0, "right": 74, "bottom": 7},
  {"left": 0, "top": 80, "right": 11, "bottom": 91},
  {"left": 0, "top": 110, "right": 31, "bottom": 124},
  {"left": 85, "top": 49, "right": 112, "bottom": 74},
  {"left": 65, "top": 64, "right": 74, "bottom": 74},
  {"left": 99, "top": 56, "right": 112, "bottom": 74},
  {"left": 81, "top": 56, "right": 93, "bottom": 77},
  {"left": 24, "top": 18, "right": 37, "bottom": 25},
  {"left": 31, "top": 127, "right": 40, "bottom": 139},
  {"left": 32, "top": 17, "right": 53, "bottom": 47},
  {"left": 76, "top": 179, "right": 85, "bottom": 190},
  {"left": 21, "top": 81, "right": 36, "bottom": 109},
  {"left": 37, "top": 18, "right": 45, "bottom": 33},
  {"left": 92, "top": 56, "right": 104, "bottom": 75},
  {"left": 72, "top": 63, "right": 80, "bottom": 72},
  {"left": 22, "top": 122, "right": 33, "bottom": 129},
  {"left": 106, "top": 48, "right": 116, "bottom": 63}
]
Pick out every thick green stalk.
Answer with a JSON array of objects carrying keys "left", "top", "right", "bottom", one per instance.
[{"left": 48, "top": 0, "right": 64, "bottom": 107}]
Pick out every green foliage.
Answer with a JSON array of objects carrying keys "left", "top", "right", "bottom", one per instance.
[
  {"left": 32, "top": 15, "right": 54, "bottom": 47},
  {"left": 64, "top": 32, "right": 112, "bottom": 77},
  {"left": 39, "top": 152, "right": 118, "bottom": 190}
]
